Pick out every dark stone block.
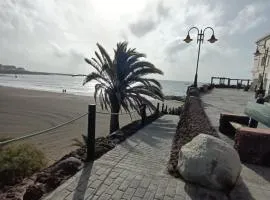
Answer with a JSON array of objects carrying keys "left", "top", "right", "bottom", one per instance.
[
  {"left": 234, "top": 127, "right": 270, "bottom": 166},
  {"left": 219, "top": 113, "right": 249, "bottom": 137}
]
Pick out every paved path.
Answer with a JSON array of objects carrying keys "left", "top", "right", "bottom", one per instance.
[
  {"left": 43, "top": 115, "right": 191, "bottom": 200},
  {"left": 202, "top": 89, "right": 270, "bottom": 200},
  {"left": 43, "top": 89, "right": 270, "bottom": 200}
]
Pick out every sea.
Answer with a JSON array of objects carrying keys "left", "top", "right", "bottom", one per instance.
[{"left": 0, "top": 74, "right": 195, "bottom": 97}]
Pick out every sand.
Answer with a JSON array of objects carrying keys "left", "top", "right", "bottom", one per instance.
[{"left": 0, "top": 86, "right": 182, "bottom": 163}]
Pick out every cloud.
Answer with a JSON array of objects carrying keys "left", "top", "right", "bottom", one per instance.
[
  {"left": 228, "top": 3, "right": 269, "bottom": 35},
  {"left": 129, "top": 19, "right": 157, "bottom": 38},
  {"left": 128, "top": 0, "right": 170, "bottom": 37},
  {"left": 157, "top": 1, "right": 170, "bottom": 18},
  {"left": 0, "top": 0, "right": 270, "bottom": 81},
  {"left": 165, "top": 38, "right": 186, "bottom": 57}
]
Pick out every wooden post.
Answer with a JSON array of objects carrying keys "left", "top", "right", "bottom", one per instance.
[
  {"left": 156, "top": 103, "right": 160, "bottom": 113},
  {"left": 165, "top": 105, "right": 168, "bottom": 113},
  {"left": 141, "top": 104, "right": 146, "bottom": 126},
  {"left": 162, "top": 103, "right": 164, "bottom": 113},
  {"left": 228, "top": 78, "right": 231, "bottom": 86},
  {"left": 172, "top": 108, "right": 175, "bottom": 115},
  {"left": 178, "top": 106, "right": 181, "bottom": 115},
  {"left": 211, "top": 77, "right": 213, "bottom": 85},
  {"left": 87, "top": 104, "right": 96, "bottom": 161}
]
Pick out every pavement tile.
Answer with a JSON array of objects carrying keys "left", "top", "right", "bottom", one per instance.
[
  {"left": 111, "top": 190, "right": 124, "bottom": 200},
  {"left": 122, "top": 187, "right": 136, "bottom": 200}
]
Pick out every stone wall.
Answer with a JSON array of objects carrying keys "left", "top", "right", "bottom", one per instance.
[{"left": 168, "top": 87, "right": 218, "bottom": 174}]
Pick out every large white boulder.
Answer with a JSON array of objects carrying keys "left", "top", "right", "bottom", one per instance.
[{"left": 178, "top": 134, "right": 242, "bottom": 191}]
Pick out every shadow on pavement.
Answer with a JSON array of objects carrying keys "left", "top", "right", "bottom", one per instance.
[
  {"left": 129, "top": 117, "right": 177, "bottom": 147},
  {"left": 184, "top": 183, "right": 228, "bottom": 200},
  {"left": 229, "top": 177, "right": 255, "bottom": 200},
  {"left": 244, "top": 163, "right": 270, "bottom": 183},
  {"left": 184, "top": 177, "right": 255, "bottom": 200},
  {"left": 72, "top": 162, "right": 93, "bottom": 200}
]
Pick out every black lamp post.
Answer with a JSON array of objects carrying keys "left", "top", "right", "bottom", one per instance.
[
  {"left": 184, "top": 26, "right": 217, "bottom": 87},
  {"left": 254, "top": 46, "right": 269, "bottom": 96}
]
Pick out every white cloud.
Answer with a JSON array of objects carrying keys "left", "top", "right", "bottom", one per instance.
[
  {"left": 228, "top": 3, "right": 269, "bottom": 35},
  {"left": 0, "top": 0, "right": 269, "bottom": 81}
]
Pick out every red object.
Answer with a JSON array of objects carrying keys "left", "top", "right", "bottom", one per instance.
[{"left": 234, "top": 127, "right": 270, "bottom": 166}]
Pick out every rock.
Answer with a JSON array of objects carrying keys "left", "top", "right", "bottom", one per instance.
[
  {"left": 178, "top": 134, "right": 242, "bottom": 192},
  {"left": 265, "top": 95, "right": 270, "bottom": 102},
  {"left": 164, "top": 95, "right": 186, "bottom": 102},
  {"left": 23, "top": 184, "right": 43, "bottom": 200},
  {"left": 45, "top": 176, "right": 61, "bottom": 190},
  {"left": 109, "top": 130, "right": 125, "bottom": 143},
  {"left": 6, "top": 192, "right": 16, "bottom": 198},
  {"left": 36, "top": 172, "right": 50, "bottom": 183},
  {"left": 52, "top": 157, "right": 82, "bottom": 175},
  {"left": 187, "top": 86, "right": 200, "bottom": 97}
]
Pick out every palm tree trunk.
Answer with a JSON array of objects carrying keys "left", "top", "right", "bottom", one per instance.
[{"left": 109, "top": 104, "right": 120, "bottom": 134}]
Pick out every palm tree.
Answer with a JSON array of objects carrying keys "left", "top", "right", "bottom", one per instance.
[{"left": 83, "top": 42, "right": 164, "bottom": 133}]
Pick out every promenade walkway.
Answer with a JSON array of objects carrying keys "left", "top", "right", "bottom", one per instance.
[
  {"left": 43, "top": 89, "right": 270, "bottom": 200},
  {"left": 202, "top": 89, "right": 270, "bottom": 200},
  {"left": 44, "top": 115, "right": 190, "bottom": 200}
]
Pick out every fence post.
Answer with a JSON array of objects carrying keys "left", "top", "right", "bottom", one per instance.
[
  {"left": 162, "top": 103, "right": 164, "bottom": 113},
  {"left": 156, "top": 103, "right": 160, "bottom": 114},
  {"left": 87, "top": 104, "right": 96, "bottom": 161},
  {"left": 141, "top": 104, "right": 146, "bottom": 126},
  {"left": 165, "top": 105, "right": 168, "bottom": 113}
]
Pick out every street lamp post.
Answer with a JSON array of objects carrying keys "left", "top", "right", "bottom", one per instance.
[
  {"left": 183, "top": 27, "right": 217, "bottom": 87},
  {"left": 254, "top": 45, "right": 270, "bottom": 96}
]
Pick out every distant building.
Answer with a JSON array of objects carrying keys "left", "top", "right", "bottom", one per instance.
[
  {"left": 0, "top": 64, "right": 25, "bottom": 72},
  {"left": 252, "top": 33, "right": 270, "bottom": 95},
  {"left": 0, "top": 65, "right": 16, "bottom": 71}
]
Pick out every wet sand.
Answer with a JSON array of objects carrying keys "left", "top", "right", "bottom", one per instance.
[{"left": 0, "top": 86, "right": 182, "bottom": 163}]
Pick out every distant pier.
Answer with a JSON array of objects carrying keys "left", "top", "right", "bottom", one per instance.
[{"left": 210, "top": 76, "right": 251, "bottom": 89}]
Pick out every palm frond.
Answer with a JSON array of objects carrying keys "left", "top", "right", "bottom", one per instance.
[
  {"left": 83, "top": 72, "right": 112, "bottom": 88},
  {"left": 84, "top": 58, "right": 102, "bottom": 73},
  {"left": 97, "top": 43, "right": 113, "bottom": 69}
]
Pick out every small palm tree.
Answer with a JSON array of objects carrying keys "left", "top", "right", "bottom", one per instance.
[{"left": 83, "top": 42, "right": 164, "bottom": 133}]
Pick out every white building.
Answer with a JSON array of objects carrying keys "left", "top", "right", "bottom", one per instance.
[{"left": 252, "top": 33, "right": 270, "bottom": 95}]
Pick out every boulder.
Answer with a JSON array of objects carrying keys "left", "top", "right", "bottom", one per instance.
[{"left": 178, "top": 134, "right": 242, "bottom": 192}]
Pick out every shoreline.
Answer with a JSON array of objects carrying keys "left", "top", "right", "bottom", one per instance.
[
  {"left": 0, "top": 86, "right": 182, "bottom": 164},
  {"left": 0, "top": 84, "right": 93, "bottom": 98},
  {"left": 0, "top": 86, "right": 137, "bottom": 163}
]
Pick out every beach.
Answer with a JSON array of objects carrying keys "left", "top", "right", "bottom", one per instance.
[{"left": 0, "top": 86, "right": 182, "bottom": 164}]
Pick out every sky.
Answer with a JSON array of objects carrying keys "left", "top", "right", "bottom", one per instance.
[{"left": 0, "top": 0, "right": 270, "bottom": 82}]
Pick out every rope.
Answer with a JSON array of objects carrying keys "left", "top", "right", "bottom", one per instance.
[
  {"left": 96, "top": 109, "right": 139, "bottom": 115},
  {"left": 0, "top": 112, "right": 88, "bottom": 146},
  {"left": 96, "top": 105, "right": 145, "bottom": 115},
  {"left": 0, "top": 105, "right": 145, "bottom": 146}
]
